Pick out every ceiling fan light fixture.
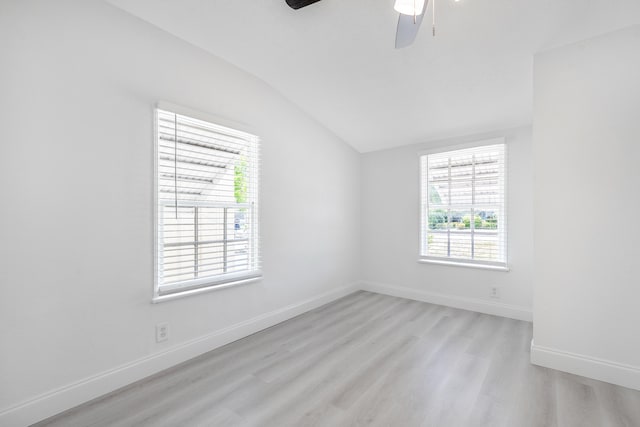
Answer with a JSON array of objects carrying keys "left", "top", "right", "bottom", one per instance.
[{"left": 394, "top": 0, "right": 425, "bottom": 16}]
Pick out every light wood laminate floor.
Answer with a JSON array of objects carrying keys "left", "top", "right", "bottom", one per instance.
[{"left": 36, "top": 291, "right": 640, "bottom": 427}]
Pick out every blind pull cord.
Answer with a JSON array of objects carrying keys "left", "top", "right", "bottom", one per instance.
[
  {"left": 174, "top": 114, "right": 178, "bottom": 219},
  {"left": 413, "top": 0, "right": 417, "bottom": 24},
  {"left": 432, "top": 0, "right": 436, "bottom": 37}
]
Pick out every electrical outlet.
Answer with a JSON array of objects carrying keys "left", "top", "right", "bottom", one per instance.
[
  {"left": 489, "top": 286, "right": 500, "bottom": 299},
  {"left": 156, "top": 322, "right": 169, "bottom": 343}
]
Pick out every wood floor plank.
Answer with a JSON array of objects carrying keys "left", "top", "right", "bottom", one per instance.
[
  {"left": 556, "top": 371, "right": 604, "bottom": 427},
  {"left": 339, "top": 312, "right": 483, "bottom": 426},
  {"left": 594, "top": 381, "right": 640, "bottom": 427},
  {"left": 232, "top": 299, "right": 426, "bottom": 424},
  {"left": 35, "top": 292, "right": 640, "bottom": 427}
]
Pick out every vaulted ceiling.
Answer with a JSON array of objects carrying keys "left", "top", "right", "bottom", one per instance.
[{"left": 107, "top": 0, "right": 640, "bottom": 152}]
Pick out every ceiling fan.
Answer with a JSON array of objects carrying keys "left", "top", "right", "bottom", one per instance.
[{"left": 285, "top": 0, "right": 438, "bottom": 49}]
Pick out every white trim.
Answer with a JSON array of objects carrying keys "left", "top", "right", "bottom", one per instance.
[
  {"left": 0, "top": 283, "right": 360, "bottom": 427},
  {"left": 530, "top": 340, "right": 640, "bottom": 391},
  {"left": 155, "top": 101, "right": 256, "bottom": 136},
  {"left": 419, "top": 140, "right": 507, "bottom": 266},
  {"left": 360, "top": 280, "right": 532, "bottom": 322},
  {"left": 152, "top": 104, "right": 261, "bottom": 302},
  {"left": 152, "top": 275, "right": 263, "bottom": 303},
  {"left": 158, "top": 271, "right": 263, "bottom": 297},
  {"left": 418, "top": 258, "right": 509, "bottom": 271},
  {"left": 417, "top": 136, "right": 505, "bottom": 156},
  {"left": 153, "top": 105, "right": 160, "bottom": 304}
]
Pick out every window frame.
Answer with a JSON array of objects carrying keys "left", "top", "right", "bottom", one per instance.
[
  {"left": 418, "top": 138, "right": 509, "bottom": 271},
  {"left": 152, "top": 102, "right": 262, "bottom": 303}
]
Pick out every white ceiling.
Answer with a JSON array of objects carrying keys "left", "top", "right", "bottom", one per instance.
[{"left": 107, "top": 0, "right": 640, "bottom": 152}]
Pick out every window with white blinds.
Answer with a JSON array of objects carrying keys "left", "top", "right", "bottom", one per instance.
[
  {"left": 420, "top": 142, "right": 507, "bottom": 268},
  {"left": 155, "top": 107, "right": 260, "bottom": 298}
]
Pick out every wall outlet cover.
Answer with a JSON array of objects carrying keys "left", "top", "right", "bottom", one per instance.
[{"left": 156, "top": 323, "right": 169, "bottom": 342}]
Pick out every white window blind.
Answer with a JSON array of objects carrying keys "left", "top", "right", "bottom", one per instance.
[
  {"left": 420, "top": 142, "right": 506, "bottom": 268},
  {"left": 155, "top": 108, "right": 260, "bottom": 297}
]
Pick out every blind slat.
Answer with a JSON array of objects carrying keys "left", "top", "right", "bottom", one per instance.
[
  {"left": 421, "top": 143, "right": 506, "bottom": 266},
  {"left": 156, "top": 108, "right": 261, "bottom": 291}
]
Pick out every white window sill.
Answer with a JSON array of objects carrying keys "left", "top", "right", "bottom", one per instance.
[
  {"left": 152, "top": 275, "right": 262, "bottom": 303},
  {"left": 418, "top": 258, "right": 509, "bottom": 272}
]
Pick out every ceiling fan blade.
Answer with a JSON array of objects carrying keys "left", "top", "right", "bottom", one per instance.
[
  {"left": 286, "top": 0, "right": 322, "bottom": 10},
  {"left": 395, "top": 0, "right": 428, "bottom": 49}
]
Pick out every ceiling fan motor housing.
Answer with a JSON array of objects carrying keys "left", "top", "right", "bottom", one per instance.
[{"left": 286, "top": 0, "right": 322, "bottom": 10}]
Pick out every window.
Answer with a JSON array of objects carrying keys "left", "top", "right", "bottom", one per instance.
[
  {"left": 154, "top": 107, "right": 260, "bottom": 299},
  {"left": 420, "top": 141, "right": 506, "bottom": 269}
]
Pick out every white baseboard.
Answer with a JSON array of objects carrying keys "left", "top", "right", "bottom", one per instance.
[
  {"left": 360, "top": 280, "right": 532, "bottom": 322},
  {"left": 531, "top": 340, "right": 640, "bottom": 391},
  {"left": 0, "top": 283, "right": 359, "bottom": 427}
]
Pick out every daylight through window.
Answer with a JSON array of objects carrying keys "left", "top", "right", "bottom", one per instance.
[
  {"left": 420, "top": 142, "right": 506, "bottom": 268},
  {"left": 155, "top": 108, "right": 260, "bottom": 297}
]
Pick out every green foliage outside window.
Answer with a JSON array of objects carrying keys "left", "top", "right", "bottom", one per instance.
[
  {"left": 427, "top": 186, "right": 498, "bottom": 230},
  {"left": 234, "top": 159, "right": 247, "bottom": 204},
  {"left": 462, "top": 215, "right": 483, "bottom": 229},
  {"left": 429, "top": 209, "right": 448, "bottom": 229},
  {"left": 429, "top": 185, "right": 442, "bottom": 205}
]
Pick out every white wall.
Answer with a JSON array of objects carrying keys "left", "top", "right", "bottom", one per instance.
[
  {"left": 0, "top": 0, "right": 360, "bottom": 424},
  {"left": 360, "top": 127, "right": 534, "bottom": 320},
  {"left": 531, "top": 25, "right": 640, "bottom": 390}
]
